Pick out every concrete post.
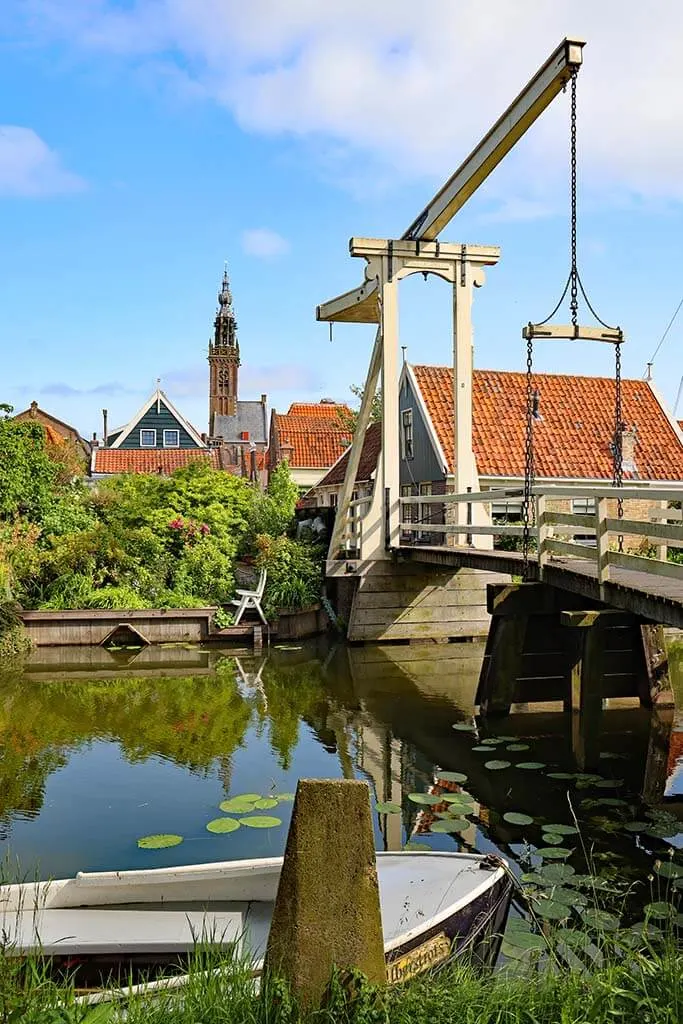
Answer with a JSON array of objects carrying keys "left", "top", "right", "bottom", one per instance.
[{"left": 263, "top": 778, "right": 386, "bottom": 1008}]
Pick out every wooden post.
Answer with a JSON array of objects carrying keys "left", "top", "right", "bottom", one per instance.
[
  {"left": 595, "top": 497, "right": 610, "bottom": 584},
  {"left": 537, "top": 494, "right": 549, "bottom": 576},
  {"left": 640, "top": 624, "right": 675, "bottom": 708},
  {"left": 381, "top": 261, "right": 400, "bottom": 552}
]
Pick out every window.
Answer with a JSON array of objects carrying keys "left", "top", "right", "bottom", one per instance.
[
  {"left": 139, "top": 429, "right": 157, "bottom": 447},
  {"left": 492, "top": 499, "right": 524, "bottom": 523},
  {"left": 401, "top": 484, "right": 417, "bottom": 537},
  {"left": 571, "top": 497, "right": 596, "bottom": 544},
  {"left": 402, "top": 409, "right": 414, "bottom": 460},
  {"left": 329, "top": 493, "right": 338, "bottom": 508},
  {"left": 163, "top": 429, "right": 180, "bottom": 448}
]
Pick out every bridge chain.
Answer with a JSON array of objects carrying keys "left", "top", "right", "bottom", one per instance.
[
  {"left": 613, "top": 339, "right": 624, "bottom": 553},
  {"left": 522, "top": 335, "right": 535, "bottom": 578}
]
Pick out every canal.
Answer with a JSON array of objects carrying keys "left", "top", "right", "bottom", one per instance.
[{"left": 1, "top": 639, "right": 681, "bottom": 903}]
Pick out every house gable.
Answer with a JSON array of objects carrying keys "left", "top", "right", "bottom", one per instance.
[
  {"left": 399, "top": 365, "right": 448, "bottom": 488},
  {"left": 111, "top": 390, "right": 205, "bottom": 450}
]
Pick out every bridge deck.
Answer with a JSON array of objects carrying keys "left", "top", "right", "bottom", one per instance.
[{"left": 398, "top": 546, "right": 683, "bottom": 630}]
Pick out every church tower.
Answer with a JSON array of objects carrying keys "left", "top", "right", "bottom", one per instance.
[{"left": 208, "top": 267, "right": 240, "bottom": 429}]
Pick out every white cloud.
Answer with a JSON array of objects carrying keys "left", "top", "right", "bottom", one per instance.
[
  {"left": 17, "top": 2, "right": 683, "bottom": 211},
  {"left": 0, "top": 125, "right": 85, "bottom": 197},
  {"left": 241, "top": 227, "right": 290, "bottom": 259}
]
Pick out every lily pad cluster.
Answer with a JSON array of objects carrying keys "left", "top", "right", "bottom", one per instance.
[{"left": 137, "top": 792, "right": 292, "bottom": 849}]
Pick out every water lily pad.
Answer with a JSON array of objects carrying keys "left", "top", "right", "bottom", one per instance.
[
  {"left": 502, "top": 929, "right": 546, "bottom": 952},
  {"left": 480, "top": 737, "right": 506, "bottom": 745},
  {"left": 503, "top": 812, "right": 534, "bottom": 826},
  {"left": 472, "top": 745, "right": 496, "bottom": 752},
  {"left": 137, "top": 834, "right": 184, "bottom": 850},
  {"left": 408, "top": 792, "right": 442, "bottom": 805},
  {"left": 443, "top": 793, "right": 475, "bottom": 806},
  {"left": 520, "top": 872, "right": 548, "bottom": 886},
  {"left": 506, "top": 744, "right": 530, "bottom": 752},
  {"left": 548, "top": 772, "right": 575, "bottom": 781},
  {"left": 653, "top": 861, "right": 683, "bottom": 880},
  {"left": 239, "top": 816, "right": 282, "bottom": 829},
  {"left": 376, "top": 802, "right": 402, "bottom": 814},
  {"left": 581, "top": 908, "right": 620, "bottom": 932},
  {"left": 551, "top": 888, "right": 586, "bottom": 908},
  {"left": 435, "top": 771, "right": 468, "bottom": 784},
  {"left": 591, "top": 798, "right": 628, "bottom": 808},
  {"left": 254, "top": 798, "right": 279, "bottom": 810},
  {"left": 404, "top": 841, "right": 431, "bottom": 851},
  {"left": 539, "top": 864, "right": 575, "bottom": 884},
  {"left": 645, "top": 901, "right": 676, "bottom": 920},
  {"left": 594, "top": 779, "right": 624, "bottom": 789},
  {"left": 544, "top": 824, "right": 578, "bottom": 836},
  {"left": 599, "top": 751, "right": 627, "bottom": 760},
  {"left": 542, "top": 833, "right": 564, "bottom": 846},
  {"left": 536, "top": 847, "right": 573, "bottom": 859},
  {"left": 206, "top": 817, "right": 241, "bottom": 834},
  {"left": 452, "top": 722, "right": 476, "bottom": 732},
  {"left": 484, "top": 760, "right": 511, "bottom": 771},
  {"left": 275, "top": 793, "right": 295, "bottom": 802},
  {"left": 430, "top": 818, "right": 469, "bottom": 833},
  {"left": 516, "top": 762, "right": 546, "bottom": 771},
  {"left": 623, "top": 821, "right": 649, "bottom": 833},
  {"left": 220, "top": 796, "right": 259, "bottom": 813},
  {"left": 533, "top": 900, "right": 571, "bottom": 921}
]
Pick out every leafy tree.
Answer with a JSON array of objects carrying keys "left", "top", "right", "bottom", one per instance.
[
  {"left": 0, "top": 420, "right": 59, "bottom": 521},
  {"left": 337, "top": 383, "right": 383, "bottom": 435},
  {"left": 249, "top": 460, "right": 299, "bottom": 540}
]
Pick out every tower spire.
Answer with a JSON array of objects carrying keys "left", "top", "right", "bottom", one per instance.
[{"left": 208, "top": 263, "right": 240, "bottom": 429}]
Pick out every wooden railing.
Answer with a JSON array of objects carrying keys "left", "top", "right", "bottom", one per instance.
[
  {"left": 398, "top": 485, "right": 683, "bottom": 585},
  {"left": 339, "top": 495, "right": 373, "bottom": 557}
]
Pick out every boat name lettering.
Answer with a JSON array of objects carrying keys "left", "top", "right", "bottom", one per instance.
[{"left": 387, "top": 932, "right": 452, "bottom": 983}]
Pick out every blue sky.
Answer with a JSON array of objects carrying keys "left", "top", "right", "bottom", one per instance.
[{"left": 2, "top": 1, "right": 683, "bottom": 439}]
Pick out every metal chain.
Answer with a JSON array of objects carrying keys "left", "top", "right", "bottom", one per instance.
[
  {"left": 613, "top": 340, "right": 624, "bottom": 552},
  {"left": 569, "top": 69, "right": 578, "bottom": 327},
  {"left": 522, "top": 336, "right": 535, "bottom": 578}
]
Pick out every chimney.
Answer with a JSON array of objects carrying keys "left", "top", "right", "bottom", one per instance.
[
  {"left": 261, "top": 394, "right": 267, "bottom": 405},
  {"left": 620, "top": 424, "right": 638, "bottom": 473},
  {"left": 29, "top": 400, "right": 38, "bottom": 417},
  {"left": 91, "top": 431, "right": 99, "bottom": 449},
  {"left": 240, "top": 431, "right": 250, "bottom": 441},
  {"left": 102, "top": 409, "right": 108, "bottom": 446}
]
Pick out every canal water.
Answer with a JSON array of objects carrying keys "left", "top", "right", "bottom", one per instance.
[{"left": 0, "top": 639, "right": 681, "bottom": 897}]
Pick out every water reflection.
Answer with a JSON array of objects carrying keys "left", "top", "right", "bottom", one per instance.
[{"left": 0, "top": 639, "right": 680, "bottom": 885}]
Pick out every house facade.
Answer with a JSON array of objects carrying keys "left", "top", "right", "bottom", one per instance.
[
  {"left": 13, "top": 401, "right": 91, "bottom": 462},
  {"left": 268, "top": 400, "right": 353, "bottom": 488},
  {"left": 92, "top": 387, "right": 220, "bottom": 477},
  {"left": 398, "top": 363, "right": 683, "bottom": 546}
]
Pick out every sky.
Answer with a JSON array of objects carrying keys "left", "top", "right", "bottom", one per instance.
[{"left": 2, "top": 1, "right": 683, "bottom": 440}]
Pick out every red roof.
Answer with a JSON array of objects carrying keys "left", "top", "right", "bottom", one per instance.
[
  {"left": 411, "top": 366, "right": 683, "bottom": 481},
  {"left": 315, "top": 422, "right": 382, "bottom": 487},
  {"left": 94, "top": 448, "right": 220, "bottom": 475},
  {"left": 273, "top": 413, "right": 352, "bottom": 469},
  {"left": 287, "top": 401, "right": 351, "bottom": 419}
]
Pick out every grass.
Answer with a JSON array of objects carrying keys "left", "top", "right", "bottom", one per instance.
[{"left": 1, "top": 937, "right": 681, "bottom": 1024}]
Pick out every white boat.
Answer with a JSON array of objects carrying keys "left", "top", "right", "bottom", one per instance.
[{"left": 0, "top": 852, "right": 511, "bottom": 997}]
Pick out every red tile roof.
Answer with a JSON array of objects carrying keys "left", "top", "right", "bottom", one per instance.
[
  {"left": 287, "top": 401, "right": 351, "bottom": 419},
  {"left": 315, "top": 422, "right": 382, "bottom": 487},
  {"left": 411, "top": 366, "right": 683, "bottom": 482},
  {"left": 93, "top": 448, "right": 220, "bottom": 475},
  {"left": 273, "top": 413, "right": 352, "bottom": 469}
]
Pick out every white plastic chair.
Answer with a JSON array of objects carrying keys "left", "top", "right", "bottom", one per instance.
[{"left": 230, "top": 569, "right": 267, "bottom": 626}]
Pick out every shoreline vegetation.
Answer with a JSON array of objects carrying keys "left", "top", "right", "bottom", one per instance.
[
  {"left": 0, "top": 417, "right": 324, "bottom": 654},
  {"left": 1, "top": 936, "right": 680, "bottom": 1024}
]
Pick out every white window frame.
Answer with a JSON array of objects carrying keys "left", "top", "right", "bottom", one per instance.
[
  {"left": 571, "top": 497, "right": 596, "bottom": 544},
  {"left": 163, "top": 428, "right": 180, "bottom": 448},
  {"left": 329, "top": 492, "right": 338, "bottom": 508},
  {"left": 402, "top": 409, "right": 414, "bottom": 460},
  {"left": 419, "top": 482, "right": 432, "bottom": 540},
  {"left": 139, "top": 428, "right": 157, "bottom": 447}
]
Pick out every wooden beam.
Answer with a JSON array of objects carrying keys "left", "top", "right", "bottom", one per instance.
[
  {"left": 523, "top": 324, "right": 624, "bottom": 344},
  {"left": 477, "top": 616, "right": 528, "bottom": 717},
  {"left": 560, "top": 610, "right": 638, "bottom": 629},
  {"left": 569, "top": 627, "right": 603, "bottom": 770},
  {"left": 402, "top": 38, "right": 585, "bottom": 241}
]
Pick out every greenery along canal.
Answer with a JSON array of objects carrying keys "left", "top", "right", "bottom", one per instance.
[{"left": 1, "top": 639, "right": 681, "bottom": 940}]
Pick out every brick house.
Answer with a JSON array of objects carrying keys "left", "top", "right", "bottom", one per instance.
[
  {"left": 268, "top": 400, "right": 353, "bottom": 488},
  {"left": 13, "top": 401, "right": 91, "bottom": 462},
  {"left": 399, "top": 364, "right": 683, "bottom": 547}
]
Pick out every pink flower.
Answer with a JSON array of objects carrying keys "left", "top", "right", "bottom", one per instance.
[{"left": 200, "top": 523, "right": 210, "bottom": 535}]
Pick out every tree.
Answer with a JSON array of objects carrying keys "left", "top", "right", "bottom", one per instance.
[
  {"left": 0, "top": 420, "right": 59, "bottom": 521},
  {"left": 337, "top": 383, "right": 382, "bottom": 435}
]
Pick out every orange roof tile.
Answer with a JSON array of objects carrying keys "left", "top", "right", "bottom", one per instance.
[
  {"left": 287, "top": 401, "right": 351, "bottom": 419},
  {"left": 315, "top": 422, "right": 382, "bottom": 487},
  {"left": 274, "top": 413, "right": 352, "bottom": 468},
  {"left": 412, "top": 365, "right": 683, "bottom": 482},
  {"left": 94, "top": 448, "right": 220, "bottom": 475}
]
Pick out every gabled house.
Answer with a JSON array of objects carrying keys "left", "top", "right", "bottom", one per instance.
[
  {"left": 268, "top": 399, "right": 353, "bottom": 488},
  {"left": 92, "top": 386, "right": 219, "bottom": 477},
  {"left": 13, "top": 401, "right": 90, "bottom": 461},
  {"left": 305, "top": 421, "right": 382, "bottom": 508},
  {"left": 399, "top": 363, "right": 683, "bottom": 542}
]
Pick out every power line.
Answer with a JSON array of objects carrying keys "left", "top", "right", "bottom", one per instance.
[{"left": 645, "top": 295, "right": 683, "bottom": 376}]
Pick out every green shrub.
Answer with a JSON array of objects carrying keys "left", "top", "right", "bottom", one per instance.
[{"left": 256, "top": 535, "right": 323, "bottom": 618}]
